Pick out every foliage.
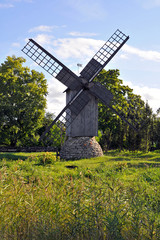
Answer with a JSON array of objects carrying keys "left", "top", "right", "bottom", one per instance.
[
  {"left": 1, "top": 151, "right": 160, "bottom": 239},
  {"left": 95, "top": 69, "right": 158, "bottom": 151},
  {"left": 37, "top": 112, "right": 66, "bottom": 148},
  {"left": 1, "top": 56, "right": 160, "bottom": 152},
  {"left": 0, "top": 56, "right": 48, "bottom": 147},
  {"left": 35, "top": 152, "right": 57, "bottom": 165}
]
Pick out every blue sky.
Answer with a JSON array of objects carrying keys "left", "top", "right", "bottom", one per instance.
[{"left": 1, "top": 0, "right": 160, "bottom": 115}]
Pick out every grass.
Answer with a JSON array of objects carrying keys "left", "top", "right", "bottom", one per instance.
[{"left": 1, "top": 150, "right": 160, "bottom": 239}]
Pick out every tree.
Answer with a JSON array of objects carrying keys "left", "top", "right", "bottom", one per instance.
[
  {"left": 37, "top": 112, "right": 66, "bottom": 148},
  {"left": 0, "top": 56, "right": 48, "bottom": 146},
  {"left": 138, "top": 101, "right": 154, "bottom": 151},
  {"left": 95, "top": 69, "right": 152, "bottom": 151},
  {"left": 149, "top": 108, "right": 160, "bottom": 150}
]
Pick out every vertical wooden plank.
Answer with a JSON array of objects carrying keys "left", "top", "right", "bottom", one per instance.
[{"left": 66, "top": 89, "right": 98, "bottom": 137}]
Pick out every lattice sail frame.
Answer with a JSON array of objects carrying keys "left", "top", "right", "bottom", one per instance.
[
  {"left": 22, "top": 39, "right": 82, "bottom": 91},
  {"left": 80, "top": 29, "right": 129, "bottom": 82}
]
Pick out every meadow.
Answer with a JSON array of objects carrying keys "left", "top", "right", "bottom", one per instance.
[{"left": 1, "top": 150, "right": 160, "bottom": 240}]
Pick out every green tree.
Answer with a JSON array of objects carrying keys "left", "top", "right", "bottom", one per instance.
[
  {"left": 150, "top": 108, "right": 160, "bottom": 150},
  {"left": 37, "top": 112, "right": 66, "bottom": 148},
  {"left": 95, "top": 69, "right": 151, "bottom": 151},
  {"left": 0, "top": 56, "right": 48, "bottom": 146},
  {"left": 37, "top": 112, "right": 55, "bottom": 137},
  {"left": 138, "top": 102, "right": 154, "bottom": 151}
]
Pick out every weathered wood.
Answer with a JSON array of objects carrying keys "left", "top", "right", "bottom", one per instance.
[{"left": 66, "top": 89, "right": 98, "bottom": 137}]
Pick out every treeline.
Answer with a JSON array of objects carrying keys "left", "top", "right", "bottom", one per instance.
[
  {"left": 0, "top": 56, "right": 160, "bottom": 151},
  {"left": 96, "top": 69, "right": 160, "bottom": 151}
]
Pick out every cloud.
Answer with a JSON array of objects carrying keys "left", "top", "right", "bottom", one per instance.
[
  {"left": 12, "top": 0, "right": 33, "bottom": 2},
  {"left": 47, "top": 78, "right": 66, "bottom": 115},
  {"left": 34, "top": 34, "right": 54, "bottom": 45},
  {"left": 138, "top": 0, "right": 160, "bottom": 8},
  {"left": 23, "top": 32, "right": 160, "bottom": 115},
  {"left": 29, "top": 25, "right": 57, "bottom": 33},
  {"left": 123, "top": 45, "right": 160, "bottom": 62},
  {"left": 30, "top": 33, "right": 160, "bottom": 76},
  {"left": 123, "top": 80, "right": 160, "bottom": 113},
  {"left": 51, "top": 37, "right": 160, "bottom": 64},
  {"left": 0, "top": 0, "right": 33, "bottom": 8},
  {"left": 67, "top": 0, "right": 106, "bottom": 20},
  {"left": 35, "top": 34, "right": 160, "bottom": 63},
  {"left": 53, "top": 37, "right": 104, "bottom": 61},
  {"left": 0, "top": 3, "right": 14, "bottom": 8},
  {"left": 27, "top": 32, "right": 160, "bottom": 72},
  {"left": 24, "top": 0, "right": 33, "bottom": 2},
  {"left": 119, "top": 54, "right": 129, "bottom": 60},
  {"left": 12, "top": 42, "right": 21, "bottom": 47},
  {"left": 69, "top": 32, "right": 98, "bottom": 37},
  {"left": 29, "top": 25, "right": 66, "bottom": 33},
  {"left": 46, "top": 77, "right": 160, "bottom": 116}
]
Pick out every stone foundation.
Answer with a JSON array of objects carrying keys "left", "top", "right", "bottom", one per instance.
[{"left": 60, "top": 136, "right": 103, "bottom": 160}]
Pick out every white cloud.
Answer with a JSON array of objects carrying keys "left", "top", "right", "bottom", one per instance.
[
  {"left": 24, "top": 0, "right": 33, "bottom": 2},
  {"left": 31, "top": 33, "right": 160, "bottom": 64},
  {"left": 123, "top": 45, "right": 160, "bottom": 62},
  {"left": 124, "top": 80, "right": 160, "bottom": 113},
  {"left": 23, "top": 33, "right": 160, "bottom": 115},
  {"left": 29, "top": 25, "right": 66, "bottom": 33},
  {"left": 0, "top": 3, "right": 14, "bottom": 8},
  {"left": 35, "top": 34, "right": 160, "bottom": 64},
  {"left": 29, "top": 25, "right": 56, "bottom": 33},
  {"left": 0, "top": 0, "right": 33, "bottom": 8},
  {"left": 34, "top": 34, "right": 54, "bottom": 45},
  {"left": 12, "top": 42, "right": 21, "bottom": 47},
  {"left": 138, "top": 0, "right": 160, "bottom": 8},
  {"left": 69, "top": 32, "right": 97, "bottom": 37},
  {"left": 67, "top": 0, "right": 106, "bottom": 20},
  {"left": 53, "top": 38, "right": 104, "bottom": 61},
  {"left": 47, "top": 77, "right": 160, "bottom": 116},
  {"left": 47, "top": 78, "right": 66, "bottom": 115},
  {"left": 120, "top": 54, "right": 129, "bottom": 60},
  {"left": 12, "top": 0, "right": 33, "bottom": 2}
]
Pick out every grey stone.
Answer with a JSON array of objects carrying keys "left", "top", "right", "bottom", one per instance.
[{"left": 60, "top": 136, "right": 103, "bottom": 160}]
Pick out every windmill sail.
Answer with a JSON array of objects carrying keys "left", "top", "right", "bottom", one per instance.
[
  {"left": 22, "top": 39, "right": 82, "bottom": 91},
  {"left": 22, "top": 29, "right": 138, "bottom": 142},
  {"left": 89, "top": 82, "right": 142, "bottom": 131},
  {"left": 80, "top": 29, "right": 129, "bottom": 82},
  {"left": 89, "top": 82, "right": 113, "bottom": 105}
]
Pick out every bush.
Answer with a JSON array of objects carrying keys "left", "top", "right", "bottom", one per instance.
[{"left": 36, "top": 152, "right": 57, "bottom": 165}]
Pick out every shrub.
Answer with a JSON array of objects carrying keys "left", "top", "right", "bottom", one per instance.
[{"left": 36, "top": 152, "right": 57, "bottom": 165}]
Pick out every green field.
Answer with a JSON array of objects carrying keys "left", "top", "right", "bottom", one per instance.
[{"left": 1, "top": 151, "right": 160, "bottom": 240}]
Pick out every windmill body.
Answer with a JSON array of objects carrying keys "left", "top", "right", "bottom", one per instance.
[
  {"left": 22, "top": 29, "right": 131, "bottom": 160},
  {"left": 66, "top": 88, "right": 98, "bottom": 137},
  {"left": 64, "top": 86, "right": 100, "bottom": 160}
]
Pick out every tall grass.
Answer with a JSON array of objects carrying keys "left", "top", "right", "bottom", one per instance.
[{"left": 1, "top": 151, "right": 160, "bottom": 239}]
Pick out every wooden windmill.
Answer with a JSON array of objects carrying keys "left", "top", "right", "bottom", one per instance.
[{"left": 22, "top": 29, "right": 134, "bottom": 159}]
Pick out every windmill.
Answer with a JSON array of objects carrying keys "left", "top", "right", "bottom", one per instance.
[{"left": 22, "top": 29, "right": 134, "bottom": 160}]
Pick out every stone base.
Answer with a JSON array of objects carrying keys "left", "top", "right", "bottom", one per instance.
[{"left": 60, "top": 137, "right": 103, "bottom": 160}]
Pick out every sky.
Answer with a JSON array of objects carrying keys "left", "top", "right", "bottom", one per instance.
[{"left": 1, "top": 0, "right": 160, "bottom": 115}]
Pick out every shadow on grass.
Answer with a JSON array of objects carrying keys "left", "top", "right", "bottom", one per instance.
[
  {"left": 109, "top": 157, "right": 133, "bottom": 161},
  {"left": 128, "top": 162, "right": 160, "bottom": 168},
  {"left": 108, "top": 156, "right": 160, "bottom": 162},
  {"left": 105, "top": 151, "right": 160, "bottom": 162},
  {"left": 0, "top": 153, "right": 28, "bottom": 161}
]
